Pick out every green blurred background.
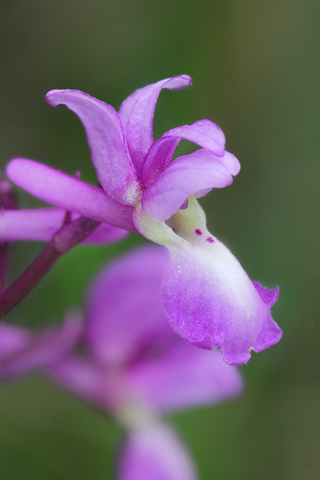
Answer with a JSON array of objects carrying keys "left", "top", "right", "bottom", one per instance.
[{"left": 1, "top": 1, "right": 319, "bottom": 479}]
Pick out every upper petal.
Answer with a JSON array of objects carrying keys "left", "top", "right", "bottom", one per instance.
[
  {"left": 6, "top": 158, "right": 136, "bottom": 232},
  {"left": 141, "top": 149, "right": 233, "bottom": 222},
  {"left": 46, "top": 89, "right": 142, "bottom": 206},
  {"left": 118, "top": 75, "right": 192, "bottom": 173},
  {"left": 119, "top": 422, "right": 198, "bottom": 480},
  {"left": 141, "top": 119, "right": 228, "bottom": 187},
  {"left": 84, "top": 245, "right": 175, "bottom": 366},
  {"left": 3, "top": 208, "right": 128, "bottom": 243}
]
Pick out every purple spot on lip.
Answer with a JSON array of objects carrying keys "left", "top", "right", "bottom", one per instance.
[
  {"left": 207, "top": 236, "right": 214, "bottom": 243},
  {"left": 195, "top": 229, "right": 202, "bottom": 235}
]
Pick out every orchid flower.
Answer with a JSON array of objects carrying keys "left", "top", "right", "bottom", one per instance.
[
  {"left": 5, "top": 75, "right": 282, "bottom": 365},
  {"left": 0, "top": 245, "right": 243, "bottom": 479}
]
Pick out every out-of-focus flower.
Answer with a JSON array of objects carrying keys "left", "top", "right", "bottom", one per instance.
[
  {"left": 0, "top": 245, "right": 243, "bottom": 479},
  {"left": 5, "top": 76, "right": 282, "bottom": 365},
  {"left": 48, "top": 246, "right": 243, "bottom": 412},
  {"left": 0, "top": 316, "right": 81, "bottom": 378}
]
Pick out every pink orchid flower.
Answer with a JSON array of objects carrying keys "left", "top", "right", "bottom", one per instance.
[{"left": 5, "top": 76, "right": 282, "bottom": 365}]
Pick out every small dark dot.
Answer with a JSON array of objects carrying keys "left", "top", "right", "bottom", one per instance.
[
  {"left": 207, "top": 236, "right": 214, "bottom": 243},
  {"left": 195, "top": 229, "right": 202, "bottom": 235}
]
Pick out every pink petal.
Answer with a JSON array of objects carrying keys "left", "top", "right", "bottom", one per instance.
[
  {"left": 252, "top": 281, "right": 279, "bottom": 307},
  {"left": 3, "top": 208, "right": 128, "bottom": 243},
  {"left": 142, "top": 136, "right": 180, "bottom": 187},
  {"left": 46, "top": 89, "right": 142, "bottom": 206},
  {"left": 161, "top": 239, "right": 282, "bottom": 366},
  {"left": 48, "top": 356, "right": 118, "bottom": 412},
  {"left": 0, "top": 317, "right": 82, "bottom": 381},
  {"left": 141, "top": 149, "right": 233, "bottom": 222},
  {"left": 192, "top": 152, "right": 240, "bottom": 197},
  {"left": 84, "top": 245, "right": 175, "bottom": 366},
  {"left": 6, "top": 158, "right": 136, "bottom": 232},
  {"left": 124, "top": 344, "right": 243, "bottom": 412},
  {"left": 83, "top": 224, "right": 128, "bottom": 243},
  {"left": 118, "top": 75, "right": 192, "bottom": 173},
  {"left": 216, "top": 151, "right": 240, "bottom": 176},
  {"left": 251, "top": 282, "right": 282, "bottom": 353},
  {"left": 119, "top": 423, "right": 198, "bottom": 480},
  {"left": 142, "top": 119, "right": 228, "bottom": 187},
  {"left": 0, "top": 326, "right": 29, "bottom": 358}
]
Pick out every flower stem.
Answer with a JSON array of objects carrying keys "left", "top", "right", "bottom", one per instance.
[
  {"left": 1, "top": 215, "right": 100, "bottom": 314},
  {"left": 0, "top": 179, "right": 17, "bottom": 318}
]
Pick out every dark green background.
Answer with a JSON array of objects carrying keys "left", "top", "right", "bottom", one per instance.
[{"left": 1, "top": 1, "right": 319, "bottom": 479}]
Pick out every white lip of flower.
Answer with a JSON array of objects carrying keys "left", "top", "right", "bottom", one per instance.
[{"left": 134, "top": 195, "right": 279, "bottom": 365}]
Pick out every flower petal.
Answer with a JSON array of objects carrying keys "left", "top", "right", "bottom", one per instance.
[
  {"left": 46, "top": 89, "right": 142, "bottom": 206},
  {"left": 162, "top": 239, "right": 281, "bottom": 366},
  {"left": 83, "top": 224, "right": 128, "bottom": 243},
  {"left": 6, "top": 158, "right": 136, "bottom": 232},
  {"left": 118, "top": 75, "right": 192, "bottom": 173},
  {"left": 136, "top": 198, "right": 282, "bottom": 366},
  {"left": 47, "top": 355, "right": 118, "bottom": 412},
  {"left": 84, "top": 245, "right": 175, "bottom": 366},
  {"left": 0, "top": 317, "right": 82, "bottom": 381},
  {"left": 251, "top": 282, "right": 282, "bottom": 353},
  {"left": 124, "top": 344, "right": 243, "bottom": 412},
  {"left": 119, "top": 422, "right": 198, "bottom": 480},
  {"left": 142, "top": 119, "right": 228, "bottom": 187},
  {"left": 0, "top": 326, "right": 29, "bottom": 358},
  {"left": 3, "top": 208, "right": 128, "bottom": 243},
  {"left": 141, "top": 149, "right": 233, "bottom": 222},
  {"left": 252, "top": 281, "right": 279, "bottom": 307}
]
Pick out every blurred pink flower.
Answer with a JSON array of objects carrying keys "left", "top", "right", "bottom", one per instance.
[{"left": 0, "top": 245, "right": 243, "bottom": 479}]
